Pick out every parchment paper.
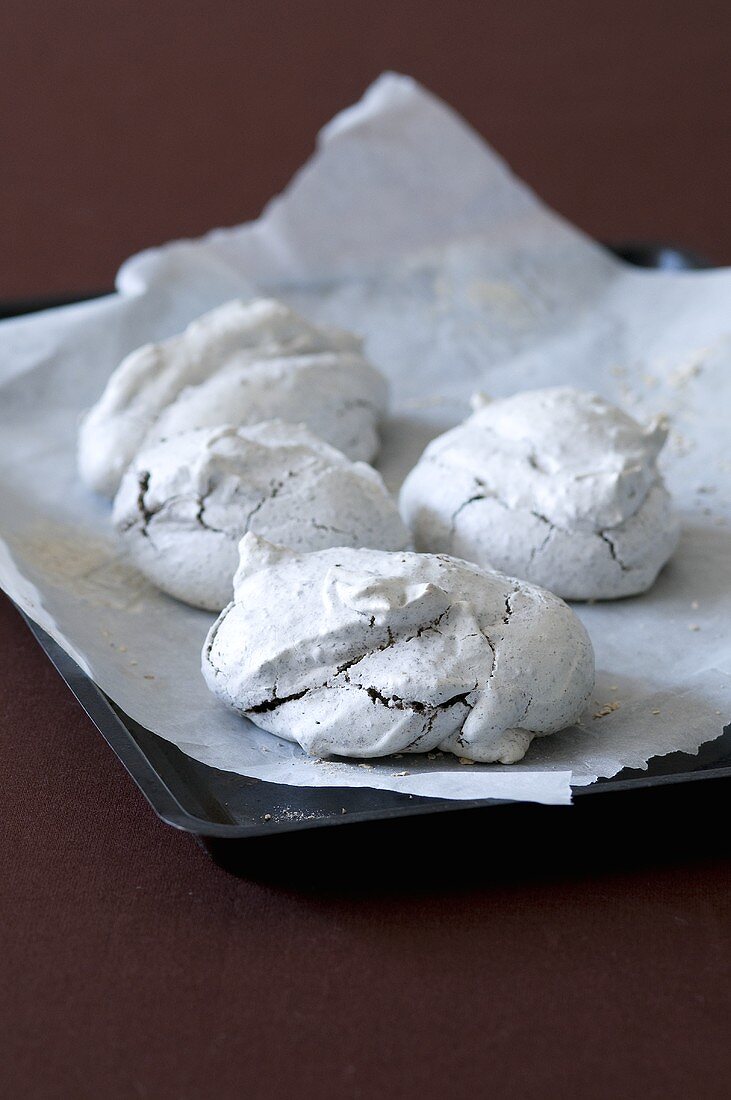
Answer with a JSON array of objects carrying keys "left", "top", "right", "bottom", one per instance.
[{"left": 0, "top": 73, "right": 729, "bottom": 806}]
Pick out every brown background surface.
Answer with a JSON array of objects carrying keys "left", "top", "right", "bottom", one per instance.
[{"left": 1, "top": 2, "right": 730, "bottom": 1097}]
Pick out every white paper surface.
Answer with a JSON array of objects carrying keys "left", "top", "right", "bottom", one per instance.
[{"left": 0, "top": 73, "right": 729, "bottom": 806}]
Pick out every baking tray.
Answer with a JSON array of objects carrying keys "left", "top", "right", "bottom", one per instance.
[{"left": 7, "top": 243, "right": 731, "bottom": 869}]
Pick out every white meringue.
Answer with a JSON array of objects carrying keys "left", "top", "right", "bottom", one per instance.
[
  {"left": 78, "top": 298, "right": 387, "bottom": 497},
  {"left": 202, "top": 534, "right": 595, "bottom": 763},
  {"left": 113, "top": 422, "right": 410, "bottom": 611},
  {"left": 400, "top": 387, "right": 680, "bottom": 600}
]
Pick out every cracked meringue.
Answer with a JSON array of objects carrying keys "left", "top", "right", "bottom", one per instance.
[
  {"left": 113, "top": 422, "right": 410, "bottom": 611},
  {"left": 399, "top": 387, "right": 680, "bottom": 600},
  {"left": 79, "top": 298, "right": 388, "bottom": 497},
  {"left": 202, "top": 533, "right": 595, "bottom": 763}
]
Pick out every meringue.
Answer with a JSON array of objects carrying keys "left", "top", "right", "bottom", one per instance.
[
  {"left": 78, "top": 298, "right": 388, "bottom": 497},
  {"left": 113, "top": 422, "right": 410, "bottom": 611},
  {"left": 400, "top": 387, "right": 679, "bottom": 600},
  {"left": 202, "top": 534, "right": 595, "bottom": 763}
]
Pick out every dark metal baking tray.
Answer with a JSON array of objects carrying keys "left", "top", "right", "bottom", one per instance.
[{"left": 7, "top": 243, "right": 731, "bottom": 868}]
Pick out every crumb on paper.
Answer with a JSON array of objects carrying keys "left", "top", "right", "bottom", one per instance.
[
  {"left": 458, "top": 757, "right": 476, "bottom": 765},
  {"left": 358, "top": 763, "right": 373, "bottom": 769},
  {"left": 668, "top": 351, "right": 706, "bottom": 388},
  {"left": 593, "top": 701, "right": 621, "bottom": 719},
  {"left": 143, "top": 673, "right": 155, "bottom": 680},
  {"left": 465, "top": 279, "right": 534, "bottom": 322},
  {"left": 651, "top": 708, "right": 661, "bottom": 715},
  {"left": 669, "top": 430, "right": 694, "bottom": 456},
  {"left": 688, "top": 623, "right": 700, "bottom": 632}
]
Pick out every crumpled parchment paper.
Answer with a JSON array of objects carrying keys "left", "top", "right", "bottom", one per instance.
[{"left": 0, "top": 73, "right": 729, "bottom": 805}]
